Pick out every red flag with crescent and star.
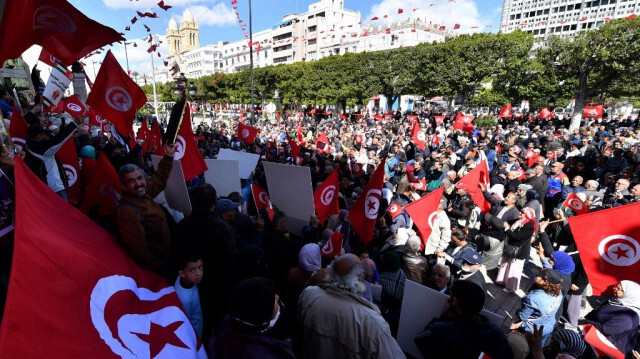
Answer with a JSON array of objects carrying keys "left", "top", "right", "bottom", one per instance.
[
  {"left": 314, "top": 132, "right": 331, "bottom": 154},
  {"left": 313, "top": 168, "right": 339, "bottom": 224},
  {"left": 63, "top": 94, "right": 86, "bottom": 118},
  {"left": 237, "top": 122, "right": 258, "bottom": 144},
  {"left": 56, "top": 139, "right": 82, "bottom": 204},
  {"left": 499, "top": 103, "right": 512, "bottom": 118},
  {"left": 562, "top": 193, "right": 589, "bottom": 215},
  {"left": 350, "top": 161, "right": 364, "bottom": 175},
  {"left": 386, "top": 200, "right": 404, "bottom": 219},
  {"left": 455, "top": 160, "right": 491, "bottom": 213},
  {"left": 251, "top": 184, "right": 274, "bottom": 221},
  {"left": 583, "top": 105, "right": 604, "bottom": 119},
  {"left": 538, "top": 108, "right": 553, "bottom": 120},
  {"left": 175, "top": 107, "right": 207, "bottom": 181},
  {"left": 0, "top": 159, "right": 206, "bottom": 358},
  {"left": 404, "top": 187, "right": 445, "bottom": 248},
  {"left": 567, "top": 202, "right": 640, "bottom": 295},
  {"left": 321, "top": 232, "right": 344, "bottom": 258},
  {"left": 9, "top": 108, "right": 28, "bottom": 150},
  {"left": 581, "top": 324, "right": 625, "bottom": 359},
  {"left": 411, "top": 121, "right": 426, "bottom": 151},
  {"left": 0, "top": 0, "right": 124, "bottom": 66},
  {"left": 349, "top": 158, "right": 386, "bottom": 245},
  {"left": 86, "top": 50, "right": 147, "bottom": 137},
  {"left": 454, "top": 112, "right": 475, "bottom": 133}
]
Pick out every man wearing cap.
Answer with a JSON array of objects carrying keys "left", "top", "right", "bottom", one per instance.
[
  {"left": 457, "top": 250, "right": 486, "bottom": 292},
  {"left": 116, "top": 143, "right": 176, "bottom": 277},
  {"left": 298, "top": 254, "right": 405, "bottom": 358},
  {"left": 545, "top": 162, "right": 569, "bottom": 216}
]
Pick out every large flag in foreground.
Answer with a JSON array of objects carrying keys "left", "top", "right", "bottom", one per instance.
[
  {"left": 568, "top": 202, "right": 640, "bottom": 295},
  {"left": 404, "top": 187, "right": 444, "bottom": 248},
  {"left": 0, "top": 0, "right": 124, "bottom": 65},
  {"left": 0, "top": 159, "right": 206, "bottom": 358},
  {"left": 349, "top": 159, "right": 386, "bottom": 245},
  {"left": 86, "top": 50, "right": 147, "bottom": 137}
]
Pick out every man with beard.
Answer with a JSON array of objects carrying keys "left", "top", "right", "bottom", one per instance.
[{"left": 116, "top": 144, "right": 176, "bottom": 277}]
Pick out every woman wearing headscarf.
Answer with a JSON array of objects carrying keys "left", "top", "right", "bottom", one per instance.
[
  {"left": 378, "top": 251, "right": 406, "bottom": 337},
  {"left": 285, "top": 243, "right": 326, "bottom": 317},
  {"left": 495, "top": 207, "right": 536, "bottom": 292},
  {"left": 579, "top": 280, "right": 640, "bottom": 357},
  {"left": 538, "top": 249, "right": 575, "bottom": 321},
  {"left": 523, "top": 189, "right": 542, "bottom": 227}
]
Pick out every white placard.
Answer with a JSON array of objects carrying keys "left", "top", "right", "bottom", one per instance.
[
  {"left": 397, "top": 280, "right": 504, "bottom": 359},
  {"left": 203, "top": 159, "right": 241, "bottom": 197},
  {"left": 151, "top": 155, "right": 192, "bottom": 215},
  {"left": 216, "top": 148, "right": 260, "bottom": 179},
  {"left": 262, "top": 162, "right": 314, "bottom": 236}
]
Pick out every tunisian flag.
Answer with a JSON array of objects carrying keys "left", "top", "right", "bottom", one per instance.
[
  {"left": 80, "top": 153, "right": 123, "bottom": 217},
  {"left": 56, "top": 139, "right": 82, "bottom": 204},
  {"left": 538, "top": 108, "right": 553, "bottom": 119},
  {"left": 251, "top": 184, "right": 274, "bottom": 221},
  {"left": 581, "top": 324, "right": 625, "bottom": 359},
  {"left": 349, "top": 158, "right": 386, "bottom": 245},
  {"left": 175, "top": 107, "right": 207, "bottom": 181},
  {"left": 411, "top": 121, "right": 426, "bottom": 151},
  {"left": 567, "top": 202, "right": 640, "bottom": 295},
  {"left": 150, "top": 119, "right": 165, "bottom": 156},
  {"left": 386, "top": 200, "right": 404, "bottom": 219},
  {"left": 314, "top": 132, "right": 331, "bottom": 154},
  {"left": 455, "top": 160, "right": 491, "bottom": 213},
  {"left": 0, "top": 158, "right": 206, "bottom": 358},
  {"left": 286, "top": 134, "right": 301, "bottom": 164},
  {"left": 86, "top": 50, "right": 147, "bottom": 137},
  {"left": 0, "top": 0, "right": 124, "bottom": 66},
  {"left": 321, "top": 232, "right": 344, "bottom": 258},
  {"left": 404, "top": 187, "right": 445, "bottom": 248},
  {"left": 454, "top": 112, "right": 475, "bottom": 133},
  {"left": 237, "top": 122, "right": 258, "bottom": 144},
  {"left": 38, "top": 47, "right": 63, "bottom": 67},
  {"left": 499, "top": 104, "right": 512, "bottom": 118},
  {"left": 583, "top": 105, "right": 604, "bottom": 119},
  {"left": 526, "top": 149, "right": 540, "bottom": 167},
  {"left": 562, "top": 193, "right": 589, "bottom": 215},
  {"left": 63, "top": 94, "right": 86, "bottom": 118},
  {"left": 87, "top": 107, "right": 107, "bottom": 128},
  {"left": 9, "top": 108, "right": 28, "bottom": 150},
  {"left": 314, "top": 168, "right": 339, "bottom": 224},
  {"left": 297, "top": 122, "right": 305, "bottom": 143}
]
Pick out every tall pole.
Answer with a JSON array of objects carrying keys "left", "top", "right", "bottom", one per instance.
[
  {"left": 150, "top": 38, "right": 160, "bottom": 121},
  {"left": 249, "top": 0, "right": 255, "bottom": 125},
  {"left": 124, "top": 42, "right": 130, "bottom": 74}
]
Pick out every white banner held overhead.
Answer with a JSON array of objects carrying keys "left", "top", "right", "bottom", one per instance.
[
  {"left": 41, "top": 63, "right": 73, "bottom": 109},
  {"left": 262, "top": 162, "right": 314, "bottom": 237},
  {"left": 203, "top": 159, "right": 241, "bottom": 197},
  {"left": 151, "top": 155, "right": 192, "bottom": 215},
  {"left": 216, "top": 148, "right": 260, "bottom": 179}
]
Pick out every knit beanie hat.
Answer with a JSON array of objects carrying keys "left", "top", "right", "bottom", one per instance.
[{"left": 230, "top": 277, "right": 275, "bottom": 333}]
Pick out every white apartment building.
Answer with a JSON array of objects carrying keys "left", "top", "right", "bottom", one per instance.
[
  {"left": 219, "top": 29, "right": 274, "bottom": 73},
  {"left": 500, "top": 0, "right": 640, "bottom": 39}
]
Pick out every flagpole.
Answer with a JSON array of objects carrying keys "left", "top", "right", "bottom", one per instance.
[
  {"left": 150, "top": 37, "right": 160, "bottom": 122},
  {"left": 249, "top": 0, "right": 255, "bottom": 126}
]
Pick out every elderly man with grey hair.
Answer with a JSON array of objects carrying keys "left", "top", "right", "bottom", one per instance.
[
  {"left": 426, "top": 263, "right": 451, "bottom": 294},
  {"left": 116, "top": 143, "right": 176, "bottom": 277},
  {"left": 297, "top": 254, "right": 405, "bottom": 359}
]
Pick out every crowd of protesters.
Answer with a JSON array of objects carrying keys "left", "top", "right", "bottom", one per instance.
[{"left": 2, "top": 100, "right": 640, "bottom": 358}]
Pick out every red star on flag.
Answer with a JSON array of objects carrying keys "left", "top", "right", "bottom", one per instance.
[{"left": 133, "top": 321, "right": 189, "bottom": 358}]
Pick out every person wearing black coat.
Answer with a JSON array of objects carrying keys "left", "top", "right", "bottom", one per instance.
[{"left": 494, "top": 207, "right": 536, "bottom": 293}]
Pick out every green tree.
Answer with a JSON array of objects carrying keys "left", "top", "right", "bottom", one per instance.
[{"left": 539, "top": 18, "right": 640, "bottom": 131}]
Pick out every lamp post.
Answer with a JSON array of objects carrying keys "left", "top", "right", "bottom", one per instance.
[
  {"left": 249, "top": 0, "right": 255, "bottom": 125},
  {"left": 123, "top": 41, "right": 137, "bottom": 74},
  {"left": 150, "top": 36, "right": 161, "bottom": 121}
]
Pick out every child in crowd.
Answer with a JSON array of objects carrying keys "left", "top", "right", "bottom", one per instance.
[{"left": 174, "top": 251, "right": 204, "bottom": 338}]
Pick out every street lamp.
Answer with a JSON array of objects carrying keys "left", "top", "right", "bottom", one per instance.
[
  {"left": 123, "top": 41, "right": 137, "bottom": 74},
  {"left": 173, "top": 72, "right": 188, "bottom": 96}
]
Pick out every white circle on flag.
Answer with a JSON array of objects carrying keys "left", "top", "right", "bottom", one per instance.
[
  {"left": 241, "top": 128, "right": 250, "bottom": 138},
  {"left": 105, "top": 87, "right": 133, "bottom": 112},
  {"left": 364, "top": 189, "right": 381, "bottom": 219},
  {"left": 598, "top": 235, "right": 640, "bottom": 267},
  {"left": 321, "top": 238, "right": 334, "bottom": 256},
  {"left": 320, "top": 185, "right": 336, "bottom": 206},
  {"left": 66, "top": 103, "right": 82, "bottom": 113},
  {"left": 413, "top": 181, "right": 424, "bottom": 190},
  {"left": 258, "top": 192, "right": 270, "bottom": 206},
  {"left": 103, "top": 123, "right": 113, "bottom": 133},
  {"left": 173, "top": 135, "right": 186, "bottom": 160},
  {"left": 417, "top": 131, "right": 425, "bottom": 142},
  {"left": 12, "top": 138, "right": 25, "bottom": 150},
  {"left": 353, "top": 163, "right": 360, "bottom": 173},
  {"left": 526, "top": 151, "right": 533, "bottom": 158},
  {"left": 588, "top": 110, "right": 598, "bottom": 117},
  {"left": 96, "top": 114, "right": 105, "bottom": 124},
  {"left": 388, "top": 204, "right": 398, "bottom": 213},
  {"left": 568, "top": 198, "right": 583, "bottom": 211},
  {"left": 63, "top": 164, "right": 77, "bottom": 186},
  {"left": 33, "top": 5, "right": 77, "bottom": 34},
  {"left": 428, "top": 211, "right": 438, "bottom": 229},
  {"left": 49, "top": 55, "right": 57, "bottom": 64}
]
